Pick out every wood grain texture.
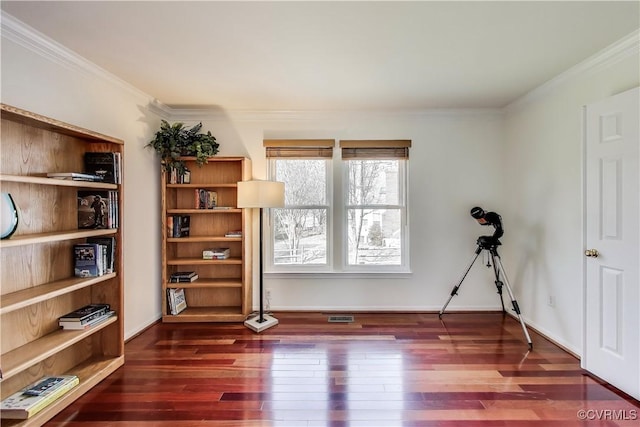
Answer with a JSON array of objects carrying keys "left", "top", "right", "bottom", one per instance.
[
  {"left": 45, "top": 312, "right": 639, "bottom": 426},
  {"left": 1, "top": 104, "right": 125, "bottom": 425}
]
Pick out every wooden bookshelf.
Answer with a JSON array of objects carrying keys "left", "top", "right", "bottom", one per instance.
[
  {"left": 0, "top": 104, "right": 124, "bottom": 426},
  {"left": 161, "top": 157, "right": 252, "bottom": 322}
]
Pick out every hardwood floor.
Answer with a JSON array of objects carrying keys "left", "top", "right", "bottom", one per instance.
[{"left": 47, "top": 312, "right": 639, "bottom": 426}]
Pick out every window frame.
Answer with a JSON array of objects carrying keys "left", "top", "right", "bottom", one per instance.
[
  {"left": 264, "top": 139, "right": 411, "bottom": 275},
  {"left": 342, "top": 157, "right": 410, "bottom": 273}
]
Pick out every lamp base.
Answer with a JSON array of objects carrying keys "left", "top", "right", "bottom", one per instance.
[{"left": 244, "top": 313, "right": 279, "bottom": 333}]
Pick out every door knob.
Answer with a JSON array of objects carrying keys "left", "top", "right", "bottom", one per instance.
[{"left": 584, "top": 249, "right": 599, "bottom": 258}]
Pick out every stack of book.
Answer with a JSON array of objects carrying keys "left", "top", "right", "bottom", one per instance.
[
  {"left": 58, "top": 304, "right": 115, "bottom": 330},
  {"left": 195, "top": 189, "right": 217, "bottom": 209},
  {"left": 73, "top": 239, "right": 115, "bottom": 278},
  {"left": 0, "top": 375, "right": 79, "bottom": 419},
  {"left": 169, "top": 271, "right": 198, "bottom": 283},
  {"left": 167, "top": 167, "right": 190, "bottom": 184},
  {"left": 167, "top": 215, "right": 190, "bottom": 238},
  {"left": 225, "top": 230, "right": 242, "bottom": 238},
  {"left": 167, "top": 288, "right": 187, "bottom": 315},
  {"left": 84, "top": 151, "right": 122, "bottom": 184},
  {"left": 202, "top": 247, "right": 230, "bottom": 260},
  {"left": 47, "top": 172, "right": 104, "bottom": 182}
]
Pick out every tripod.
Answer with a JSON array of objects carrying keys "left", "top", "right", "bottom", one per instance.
[{"left": 439, "top": 239, "right": 533, "bottom": 349}]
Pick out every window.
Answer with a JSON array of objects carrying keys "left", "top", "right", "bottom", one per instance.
[
  {"left": 342, "top": 140, "right": 409, "bottom": 270},
  {"left": 266, "top": 140, "right": 333, "bottom": 270},
  {"left": 266, "top": 139, "right": 410, "bottom": 274}
]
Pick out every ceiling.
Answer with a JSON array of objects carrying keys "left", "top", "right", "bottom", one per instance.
[{"left": 2, "top": 1, "right": 638, "bottom": 111}]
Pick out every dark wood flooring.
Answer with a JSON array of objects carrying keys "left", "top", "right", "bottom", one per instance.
[{"left": 47, "top": 312, "right": 639, "bottom": 426}]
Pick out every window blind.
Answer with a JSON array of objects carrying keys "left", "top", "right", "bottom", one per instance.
[
  {"left": 264, "top": 139, "right": 335, "bottom": 158},
  {"left": 339, "top": 140, "right": 411, "bottom": 159}
]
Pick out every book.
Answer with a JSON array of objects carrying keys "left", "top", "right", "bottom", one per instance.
[
  {"left": 73, "top": 243, "right": 104, "bottom": 277},
  {"left": 167, "top": 288, "right": 187, "bottom": 315},
  {"left": 78, "top": 191, "right": 116, "bottom": 229},
  {"left": 195, "top": 189, "right": 217, "bottom": 209},
  {"left": 46, "top": 172, "right": 104, "bottom": 182},
  {"left": 171, "top": 271, "right": 197, "bottom": 278},
  {"left": 59, "top": 310, "right": 115, "bottom": 330},
  {"left": 170, "top": 274, "right": 199, "bottom": 283},
  {"left": 59, "top": 303, "right": 110, "bottom": 323},
  {"left": 167, "top": 167, "right": 191, "bottom": 184},
  {"left": 0, "top": 375, "right": 79, "bottom": 419},
  {"left": 225, "top": 230, "right": 243, "bottom": 237},
  {"left": 84, "top": 151, "right": 120, "bottom": 184},
  {"left": 203, "top": 247, "right": 230, "bottom": 260},
  {"left": 168, "top": 215, "right": 190, "bottom": 237},
  {"left": 86, "top": 236, "right": 116, "bottom": 274}
]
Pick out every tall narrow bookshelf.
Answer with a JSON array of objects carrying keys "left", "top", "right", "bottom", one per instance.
[
  {"left": 0, "top": 104, "right": 125, "bottom": 426},
  {"left": 161, "top": 157, "right": 252, "bottom": 322}
]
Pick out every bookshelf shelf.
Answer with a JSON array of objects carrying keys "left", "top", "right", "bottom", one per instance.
[
  {"left": 167, "top": 257, "right": 244, "bottom": 265},
  {"left": 0, "top": 104, "right": 124, "bottom": 425},
  {"left": 167, "top": 236, "right": 242, "bottom": 243},
  {"left": 161, "top": 157, "right": 252, "bottom": 322},
  {"left": 166, "top": 183, "right": 238, "bottom": 188},
  {"left": 162, "top": 306, "right": 245, "bottom": 323},
  {"left": 0, "top": 173, "right": 118, "bottom": 189},
  {"left": 0, "top": 228, "right": 117, "bottom": 249},
  {"left": 167, "top": 279, "right": 243, "bottom": 289},
  {"left": 0, "top": 315, "right": 118, "bottom": 381},
  {"left": 0, "top": 273, "right": 117, "bottom": 315},
  {"left": 167, "top": 208, "right": 241, "bottom": 214}
]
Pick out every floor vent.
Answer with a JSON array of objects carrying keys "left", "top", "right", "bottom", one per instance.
[{"left": 328, "top": 315, "right": 354, "bottom": 323}]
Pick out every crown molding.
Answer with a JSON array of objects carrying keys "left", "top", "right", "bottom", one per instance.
[
  {"left": 165, "top": 107, "right": 504, "bottom": 123},
  {"left": 1, "top": 11, "right": 154, "bottom": 104},
  {"left": 507, "top": 29, "right": 640, "bottom": 112}
]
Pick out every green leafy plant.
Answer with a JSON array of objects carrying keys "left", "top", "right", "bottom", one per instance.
[{"left": 146, "top": 120, "right": 219, "bottom": 172}]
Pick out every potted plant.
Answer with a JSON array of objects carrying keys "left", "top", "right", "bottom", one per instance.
[{"left": 147, "top": 120, "right": 219, "bottom": 173}]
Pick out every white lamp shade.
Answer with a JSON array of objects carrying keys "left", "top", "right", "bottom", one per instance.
[{"left": 237, "top": 180, "right": 285, "bottom": 208}]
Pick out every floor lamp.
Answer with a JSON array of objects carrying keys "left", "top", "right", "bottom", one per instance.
[{"left": 237, "top": 180, "right": 285, "bottom": 333}]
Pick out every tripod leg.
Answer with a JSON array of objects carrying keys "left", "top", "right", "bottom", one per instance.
[
  {"left": 439, "top": 248, "right": 482, "bottom": 318},
  {"left": 489, "top": 253, "right": 506, "bottom": 312},
  {"left": 492, "top": 254, "right": 533, "bottom": 349}
]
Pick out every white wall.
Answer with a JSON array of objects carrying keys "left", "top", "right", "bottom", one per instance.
[
  {"left": 1, "top": 20, "right": 163, "bottom": 340},
  {"left": 176, "top": 109, "right": 507, "bottom": 312},
  {"left": 503, "top": 33, "right": 640, "bottom": 354}
]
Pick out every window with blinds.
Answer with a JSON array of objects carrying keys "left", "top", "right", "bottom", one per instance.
[
  {"left": 265, "top": 140, "right": 334, "bottom": 269},
  {"left": 340, "top": 140, "right": 410, "bottom": 269},
  {"left": 265, "top": 138, "right": 410, "bottom": 273}
]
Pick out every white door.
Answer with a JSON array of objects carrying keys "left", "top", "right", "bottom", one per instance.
[{"left": 583, "top": 86, "right": 639, "bottom": 400}]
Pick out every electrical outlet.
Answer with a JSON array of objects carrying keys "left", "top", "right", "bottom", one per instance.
[{"left": 547, "top": 295, "right": 555, "bottom": 307}]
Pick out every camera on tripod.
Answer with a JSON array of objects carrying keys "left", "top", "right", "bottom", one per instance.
[
  {"left": 439, "top": 206, "right": 533, "bottom": 349},
  {"left": 470, "top": 206, "right": 503, "bottom": 248}
]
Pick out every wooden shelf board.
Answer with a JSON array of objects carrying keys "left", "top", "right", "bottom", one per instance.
[
  {"left": 166, "top": 279, "right": 243, "bottom": 289},
  {"left": 0, "top": 174, "right": 118, "bottom": 189},
  {"left": 162, "top": 306, "right": 244, "bottom": 323},
  {"left": 167, "top": 209, "right": 240, "bottom": 214},
  {"left": 177, "top": 156, "right": 247, "bottom": 163},
  {"left": 1, "top": 356, "right": 124, "bottom": 427},
  {"left": 167, "top": 257, "right": 243, "bottom": 265},
  {"left": 0, "top": 228, "right": 117, "bottom": 248},
  {"left": 0, "top": 316, "right": 118, "bottom": 381},
  {"left": 1, "top": 104, "right": 124, "bottom": 145},
  {"left": 167, "top": 236, "right": 242, "bottom": 243},
  {"left": 0, "top": 273, "right": 117, "bottom": 315},
  {"left": 166, "top": 183, "right": 237, "bottom": 188}
]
